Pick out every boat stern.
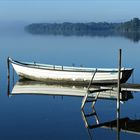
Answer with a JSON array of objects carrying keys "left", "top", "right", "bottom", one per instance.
[{"left": 121, "top": 68, "right": 134, "bottom": 83}]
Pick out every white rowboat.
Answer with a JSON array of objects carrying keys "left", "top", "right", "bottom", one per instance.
[{"left": 8, "top": 57, "right": 133, "bottom": 85}]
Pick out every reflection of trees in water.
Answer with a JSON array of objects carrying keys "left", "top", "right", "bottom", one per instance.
[
  {"left": 27, "top": 28, "right": 140, "bottom": 42},
  {"left": 120, "top": 32, "right": 140, "bottom": 42}
]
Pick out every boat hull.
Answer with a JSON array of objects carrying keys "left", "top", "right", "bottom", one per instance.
[{"left": 9, "top": 58, "right": 133, "bottom": 85}]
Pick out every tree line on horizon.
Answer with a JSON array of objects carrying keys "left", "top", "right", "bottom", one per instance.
[{"left": 25, "top": 18, "right": 140, "bottom": 42}]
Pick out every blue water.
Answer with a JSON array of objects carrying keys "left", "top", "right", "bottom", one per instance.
[{"left": 0, "top": 27, "right": 140, "bottom": 140}]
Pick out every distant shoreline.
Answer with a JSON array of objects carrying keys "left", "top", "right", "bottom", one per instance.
[{"left": 25, "top": 18, "right": 140, "bottom": 42}]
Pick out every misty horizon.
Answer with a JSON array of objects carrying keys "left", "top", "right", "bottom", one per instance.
[{"left": 0, "top": 1, "right": 140, "bottom": 23}]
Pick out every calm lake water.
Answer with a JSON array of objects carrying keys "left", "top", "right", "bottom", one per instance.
[{"left": 0, "top": 27, "right": 140, "bottom": 140}]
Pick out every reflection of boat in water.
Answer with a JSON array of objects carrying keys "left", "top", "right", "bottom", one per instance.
[
  {"left": 82, "top": 109, "right": 140, "bottom": 136},
  {"left": 8, "top": 57, "right": 133, "bottom": 84},
  {"left": 9, "top": 79, "right": 133, "bottom": 101}
]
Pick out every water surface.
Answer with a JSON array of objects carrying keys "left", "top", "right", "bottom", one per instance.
[{"left": 0, "top": 27, "right": 140, "bottom": 140}]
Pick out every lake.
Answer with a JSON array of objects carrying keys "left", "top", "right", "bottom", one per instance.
[{"left": 0, "top": 27, "right": 140, "bottom": 140}]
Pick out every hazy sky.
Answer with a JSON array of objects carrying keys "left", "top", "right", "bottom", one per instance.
[{"left": 0, "top": 0, "right": 140, "bottom": 23}]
